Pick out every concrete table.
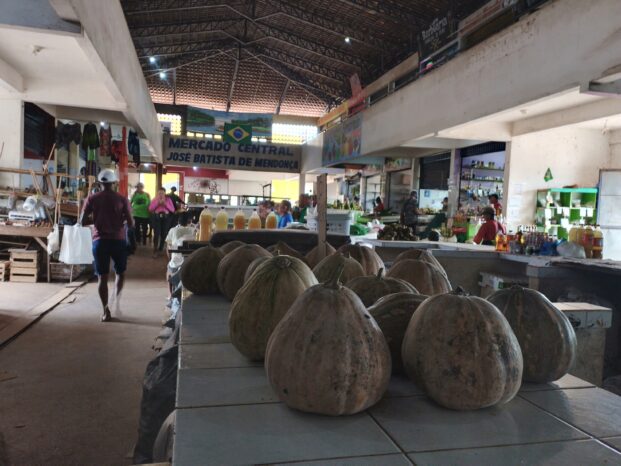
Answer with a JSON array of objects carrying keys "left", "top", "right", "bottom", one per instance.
[{"left": 174, "top": 295, "right": 621, "bottom": 466}]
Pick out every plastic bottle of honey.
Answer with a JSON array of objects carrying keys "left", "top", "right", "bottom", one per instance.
[
  {"left": 215, "top": 207, "right": 229, "bottom": 231},
  {"left": 569, "top": 225, "right": 580, "bottom": 243},
  {"left": 198, "top": 207, "right": 213, "bottom": 241},
  {"left": 592, "top": 225, "right": 604, "bottom": 259},
  {"left": 265, "top": 209, "right": 278, "bottom": 229},
  {"left": 248, "top": 209, "right": 262, "bottom": 230},
  {"left": 233, "top": 209, "right": 246, "bottom": 230}
]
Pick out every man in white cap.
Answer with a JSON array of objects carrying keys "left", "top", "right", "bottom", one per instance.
[{"left": 81, "top": 169, "right": 134, "bottom": 322}]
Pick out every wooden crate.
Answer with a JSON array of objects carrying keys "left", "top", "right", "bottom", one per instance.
[
  {"left": 0, "top": 261, "right": 9, "bottom": 282},
  {"left": 9, "top": 249, "right": 39, "bottom": 269},
  {"left": 50, "top": 263, "right": 84, "bottom": 282},
  {"left": 10, "top": 266, "right": 38, "bottom": 283}
]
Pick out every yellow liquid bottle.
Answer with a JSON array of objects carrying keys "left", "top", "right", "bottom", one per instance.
[
  {"left": 592, "top": 225, "right": 604, "bottom": 259},
  {"left": 248, "top": 209, "right": 262, "bottom": 230},
  {"left": 265, "top": 209, "right": 278, "bottom": 229},
  {"left": 215, "top": 207, "right": 229, "bottom": 231},
  {"left": 233, "top": 209, "right": 246, "bottom": 230},
  {"left": 198, "top": 207, "right": 213, "bottom": 241}
]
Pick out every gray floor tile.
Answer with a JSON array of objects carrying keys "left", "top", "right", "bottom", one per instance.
[
  {"left": 179, "top": 322, "right": 230, "bottom": 344},
  {"left": 521, "top": 388, "right": 621, "bottom": 438},
  {"left": 177, "top": 366, "right": 277, "bottom": 408},
  {"left": 179, "top": 343, "right": 261, "bottom": 370},
  {"left": 602, "top": 436, "right": 621, "bottom": 451},
  {"left": 385, "top": 374, "right": 424, "bottom": 398},
  {"left": 409, "top": 439, "right": 621, "bottom": 466},
  {"left": 370, "top": 396, "right": 586, "bottom": 452},
  {"left": 180, "top": 305, "right": 229, "bottom": 326},
  {"left": 173, "top": 404, "right": 400, "bottom": 465},
  {"left": 274, "top": 453, "right": 412, "bottom": 465},
  {"left": 520, "top": 374, "right": 595, "bottom": 392}
]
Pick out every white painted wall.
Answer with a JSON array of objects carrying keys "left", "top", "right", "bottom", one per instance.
[
  {"left": 505, "top": 127, "right": 612, "bottom": 228},
  {"left": 301, "top": 132, "right": 323, "bottom": 174},
  {"left": 610, "top": 130, "right": 621, "bottom": 167},
  {"left": 0, "top": 99, "right": 23, "bottom": 188},
  {"left": 360, "top": 0, "right": 621, "bottom": 155}
]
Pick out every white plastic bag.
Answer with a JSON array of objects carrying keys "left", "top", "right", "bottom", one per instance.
[
  {"left": 47, "top": 225, "right": 60, "bottom": 255},
  {"left": 59, "top": 225, "right": 94, "bottom": 264}
]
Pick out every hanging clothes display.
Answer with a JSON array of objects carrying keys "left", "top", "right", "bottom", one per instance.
[
  {"left": 55, "top": 122, "right": 82, "bottom": 150},
  {"left": 99, "top": 125, "right": 112, "bottom": 165},
  {"left": 128, "top": 129, "right": 140, "bottom": 165},
  {"left": 82, "top": 122, "right": 100, "bottom": 178}
]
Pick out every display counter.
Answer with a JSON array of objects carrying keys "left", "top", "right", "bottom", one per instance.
[{"left": 172, "top": 294, "right": 621, "bottom": 465}]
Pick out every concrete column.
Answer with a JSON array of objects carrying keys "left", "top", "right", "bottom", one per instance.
[
  {"left": 0, "top": 98, "right": 24, "bottom": 188},
  {"left": 298, "top": 172, "right": 306, "bottom": 195}
]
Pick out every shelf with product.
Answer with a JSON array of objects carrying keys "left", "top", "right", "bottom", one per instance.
[
  {"left": 458, "top": 147, "right": 506, "bottom": 214},
  {"left": 534, "top": 188, "right": 598, "bottom": 240}
]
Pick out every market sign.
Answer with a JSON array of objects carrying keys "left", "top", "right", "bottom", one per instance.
[
  {"left": 163, "top": 135, "right": 301, "bottom": 173},
  {"left": 419, "top": 14, "right": 453, "bottom": 58}
]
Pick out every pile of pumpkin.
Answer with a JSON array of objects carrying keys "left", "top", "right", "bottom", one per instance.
[{"left": 181, "top": 241, "right": 577, "bottom": 415}]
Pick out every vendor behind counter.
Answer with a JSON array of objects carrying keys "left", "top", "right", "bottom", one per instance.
[{"left": 473, "top": 207, "right": 505, "bottom": 245}]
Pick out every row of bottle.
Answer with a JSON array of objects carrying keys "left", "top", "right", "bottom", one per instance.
[
  {"left": 568, "top": 224, "right": 604, "bottom": 259},
  {"left": 198, "top": 207, "right": 278, "bottom": 241}
]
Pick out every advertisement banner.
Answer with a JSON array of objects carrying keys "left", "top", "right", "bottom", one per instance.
[
  {"left": 322, "top": 113, "right": 363, "bottom": 165},
  {"left": 187, "top": 107, "right": 272, "bottom": 137},
  {"left": 163, "top": 135, "right": 301, "bottom": 174},
  {"left": 419, "top": 15, "right": 453, "bottom": 58}
]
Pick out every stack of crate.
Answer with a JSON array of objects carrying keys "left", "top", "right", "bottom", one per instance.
[
  {"left": 0, "top": 260, "right": 9, "bottom": 282},
  {"left": 9, "top": 249, "right": 39, "bottom": 283}
]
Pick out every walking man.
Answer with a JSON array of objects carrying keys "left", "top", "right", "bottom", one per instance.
[
  {"left": 81, "top": 169, "right": 134, "bottom": 322},
  {"left": 401, "top": 190, "right": 421, "bottom": 233}
]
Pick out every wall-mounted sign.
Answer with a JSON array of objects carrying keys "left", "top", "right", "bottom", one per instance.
[
  {"left": 163, "top": 135, "right": 301, "bottom": 174},
  {"left": 385, "top": 158, "right": 412, "bottom": 172},
  {"left": 322, "top": 113, "right": 363, "bottom": 165},
  {"left": 419, "top": 15, "right": 453, "bottom": 58}
]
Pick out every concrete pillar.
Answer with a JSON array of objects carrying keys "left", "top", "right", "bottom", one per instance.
[
  {"left": 0, "top": 98, "right": 24, "bottom": 188},
  {"left": 299, "top": 172, "right": 306, "bottom": 195}
]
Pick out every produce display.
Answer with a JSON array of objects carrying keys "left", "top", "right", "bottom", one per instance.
[
  {"left": 312, "top": 252, "right": 365, "bottom": 284},
  {"left": 387, "top": 259, "right": 451, "bottom": 296},
  {"left": 230, "top": 255, "right": 318, "bottom": 361},
  {"left": 337, "top": 243, "right": 384, "bottom": 275},
  {"left": 220, "top": 240, "right": 246, "bottom": 255},
  {"left": 243, "top": 256, "right": 270, "bottom": 283},
  {"left": 377, "top": 224, "right": 419, "bottom": 241},
  {"left": 488, "top": 286, "right": 577, "bottom": 383},
  {"left": 402, "top": 289, "right": 523, "bottom": 410},
  {"left": 179, "top": 245, "right": 224, "bottom": 295},
  {"left": 393, "top": 249, "right": 447, "bottom": 277},
  {"left": 368, "top": 292, "right": 429, "bottom": 373},
  {"left": 217, "top": 244, "right": 272, "bottom": 300},
  {"left": 305, "top": 243, "right": 337, "bottom": 269},
  {"left": 346, "top": 269, "right": 418, "bottom": 307},
  {"left": 265, "top": 266, "right": 391, "bottom": 415}
]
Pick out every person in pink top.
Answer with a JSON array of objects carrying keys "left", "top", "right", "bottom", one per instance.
[
  {"left": 149, "top": 187, "right": 176, "bottom": 258},
  {"left": 81, "top": 169, "right": 134, "bottom": 322}
]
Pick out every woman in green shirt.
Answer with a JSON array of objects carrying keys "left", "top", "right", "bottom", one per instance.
[{"left": 131, "top": 183, "right": 151, "bottom": 245}]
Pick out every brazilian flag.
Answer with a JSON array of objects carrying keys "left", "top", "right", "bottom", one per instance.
[{"left": 223, "top": 123, "right": 252, "bottom": 144}]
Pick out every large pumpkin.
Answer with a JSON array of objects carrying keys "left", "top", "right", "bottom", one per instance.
[
  {"left": 313, "top": 252, "right": 365, "bottom": 284},
  {"left": 305, "top": 242, "right": 336, "bottom": 269},
  {"left": 337, "top": 244, "right": 384, "bottom": 275},
  {"left": 220, "top": 240, "right": 245, "bottom": 255},
  {"left": 265, "top": 266, "right": 391, "bottom": 415},
  {"left": 393, "top": 249, "right": 447, "bottom": 276},
  {"left": 269, "top": 241, "right": 307, "bottom": 264},
  {"left": 230, "top": 255, "right": 317, "bottom": 361},
  {"left": 346, "top": 268, "right": 418, "bottom": 307},
  {"left": 244, "top": 256, "right": 271, "bottom": 283},
  {"left": 387, "top": 259, "right": 451, "bottom": 295},
  {"left": 217, "top": 244, "right": 272, "bottom": 300},
  {"left": 488, "top": 286, "right": 577, "bottom": 383},
  {"left": 179, "top": 245, "right": 224, "bottom": 295},
  {"left": 368, "top": 292, "right": 429, "bottom": 373},
  {"left": 402, "top": 289, "right": 523, "bottom": 410}
]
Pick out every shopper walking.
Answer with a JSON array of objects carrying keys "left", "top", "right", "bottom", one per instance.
[
  {"left": 80, "top": 169, "right": 134, "bottom": 322},
  {"left": 149, "top": 187, "right": 175, "bottom": 258},
  {"left": 131, "top": 182, "right": 150, "bottom": 246},
  {"left": 401, "top": 191, "right": 420, "bottom": 231},
  {"left": 167, "top": 186, "right": 186, "bottom": 226}
]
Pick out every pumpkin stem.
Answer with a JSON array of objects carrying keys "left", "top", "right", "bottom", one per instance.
[
  {"left": 376, "top": 268, "right": 384, "bottom": 278},
  {"left": 451, "top": 286, "right": 469, "bottom": 296},
  {"left": 274, "top": 256, "right": 292, "bottom": 269},
  {"left": 325, "top": 263, "right": 345, "bottom": 289}
]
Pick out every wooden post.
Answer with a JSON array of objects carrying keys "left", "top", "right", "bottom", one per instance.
[{"left": 317, "top": 173, "right": 328, "bottom": 261}]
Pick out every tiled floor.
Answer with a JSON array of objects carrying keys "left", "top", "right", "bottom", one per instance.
[{"left": 174, "top": 295, "right": 621, "bottom": 466}]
